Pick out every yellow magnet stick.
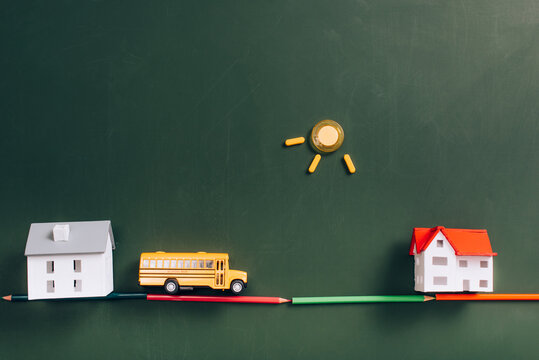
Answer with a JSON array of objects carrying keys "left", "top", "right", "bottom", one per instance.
[
  {"left": 343, "top": 154, "right": 356, "bottom": 174},
  {"left": 308, "top": 154, "right": 322, "bottom": 173},
  {"left": 285, "top": 137, "right": 305, "bottom": 146}
]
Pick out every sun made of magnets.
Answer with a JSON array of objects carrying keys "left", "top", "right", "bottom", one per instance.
[{"left": 285, "top": 120, "right": 356, "bottom": 174}]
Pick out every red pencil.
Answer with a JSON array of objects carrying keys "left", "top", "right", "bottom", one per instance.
[
  {"left": 436, "top": 294, "right": 539, "bottom": 301},
  {"left": 147, "top": 294, "right": 291, "bottom": 304}
]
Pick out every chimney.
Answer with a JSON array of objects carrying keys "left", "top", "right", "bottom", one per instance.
[{"left": 53, "top": 224, "right": 70, "bottom": 241}]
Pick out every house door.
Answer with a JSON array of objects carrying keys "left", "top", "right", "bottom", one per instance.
[
  {"left": 463, "top": 280, "right": 470, "bottom": 291},
  {"left": 215, "top": 259, "right": 225, "bottom": 288}
]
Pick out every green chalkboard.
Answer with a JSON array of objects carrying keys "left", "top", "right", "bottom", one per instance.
[{"left": 1, "top": 1, "right": 539, "bottom": 359}]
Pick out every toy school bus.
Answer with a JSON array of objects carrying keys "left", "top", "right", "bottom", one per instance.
[{"left": 138, "top": 252, "right": 248, "bottom": 295}]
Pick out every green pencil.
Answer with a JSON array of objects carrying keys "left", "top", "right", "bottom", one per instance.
[
  {"left": 291, "top": 295, "right": 433, "bottom": 304},
  {"left": 3, "top": 292, "right": 148, "bottom": 302}
]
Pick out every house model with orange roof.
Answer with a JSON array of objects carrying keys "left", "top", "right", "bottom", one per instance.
[{"left": 409, "top": 226, "right": 497, "bottom": 293}]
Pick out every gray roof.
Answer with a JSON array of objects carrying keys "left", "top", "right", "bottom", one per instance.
[{"left": 24, "top": 220, "right": 116, "bottom": 256}]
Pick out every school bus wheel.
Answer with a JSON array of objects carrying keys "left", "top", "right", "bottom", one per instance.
[
  {"left": 164, "top": 279, "right": 179, "bottom": 295},
  {"left": 230, "top": 280, "right": 245, "bottom": 295}
]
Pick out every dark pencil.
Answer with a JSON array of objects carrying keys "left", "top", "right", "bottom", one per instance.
[
  {"left": 2, "top": 295, "right": 27, "bottom": 302},
  {"left": 3, "top": 293, "right": 148, "bottom": 302},
  {"left": 436, "top": 294, "right": 539, "bottom": 301}
]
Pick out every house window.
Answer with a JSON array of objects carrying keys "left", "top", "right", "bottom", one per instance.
[
  {"left": 432, "top": 257, "right": 448, "bottom": 266},
  {"left": 433, "top": 276, "right": 447, "bottom": 285},
  {"left": 480, "top": 261, "right": 488, "bottom": 268},
  {"left": 437, "top": 240, "right": 443, "bottom": 248},
  {"left": 459, "top": 260, "right": 468, "bottom": 268},
  {"left": 46, "top": 261, "right": 54, "bottom": 274},
  {"left": 479, "top": 280, "right": 488, "bottom": 288},
  {"left": 47, "top": 280, "right": 55, "bottom": 293},
  {"left": 74, "top": 260, "right": 81, "bottom": 272},
  {"left": 74, "top": 280, "right": 82, "bottom": 292}
]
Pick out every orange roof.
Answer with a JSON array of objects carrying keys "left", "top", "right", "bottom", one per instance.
[{"left": 409, "top": 226, "right": 497, "bottom": 256}]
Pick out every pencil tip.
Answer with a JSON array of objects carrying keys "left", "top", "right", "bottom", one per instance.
[
  {"left": 3, "top": 295, "right": 12, "bottom": 301},
  {"left": 424, "top": 296, "right": 435, "bottom": 302},
  {"left": 280, "top": 298, "right": 291, "bottom": 303}
]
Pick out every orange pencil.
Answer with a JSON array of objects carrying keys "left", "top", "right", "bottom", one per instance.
[{"left": 436, "top": 294, "right": 539, "bottom": 301}]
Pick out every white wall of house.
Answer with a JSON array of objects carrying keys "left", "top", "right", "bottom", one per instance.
[
  {"left": 455, "top": 255, "right": 493, "bottom": 292},
  {"left": 413, "top": 247, "right": 426, "bottom": 292},
  {"left": 104, "top": 234, "right": 114, "bottom": 294},
  {"left": 420, "top": 232, "right": 457, "bottom": 292},
  {"left": 27, "top": 240, "right": 113, "bottom": 300},
  {"left": 414, "top": 231, "right": 494, "bottom": 292}
]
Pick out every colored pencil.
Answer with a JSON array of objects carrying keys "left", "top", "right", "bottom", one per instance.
[
  {"left": 436, "top": 294, "right": 539, "bottom": 301},
  {"left": 292, "top": 295, "right": 433, "bottom": 304},
  {"left": 147, "top": 294, "right": 291, "bottom": 304},
  {"left": 2, "top": 295, "right": 28, "bottom": 302},
  {"left": 2, "top": 293, "right": 147, "bottom": 302}
]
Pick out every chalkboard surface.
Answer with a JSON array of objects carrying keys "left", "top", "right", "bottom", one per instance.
[{"left": 1, "top": 1, "right": 539, "bottom": 359}]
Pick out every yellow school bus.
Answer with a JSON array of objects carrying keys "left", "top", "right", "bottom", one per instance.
[{"left": 138, "top": 252, "right": 248, "bottom": 295}]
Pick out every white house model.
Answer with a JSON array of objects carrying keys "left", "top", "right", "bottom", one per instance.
[
  {"left": 24, "top": 220, "right": 115, "bottom": 300},
  {"left": 410, "top": 226, "right": 497, "bottom": 293}
]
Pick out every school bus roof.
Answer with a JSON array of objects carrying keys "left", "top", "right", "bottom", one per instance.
[{"left": 140, "top": 252, "right": 229, "bottom": 259}]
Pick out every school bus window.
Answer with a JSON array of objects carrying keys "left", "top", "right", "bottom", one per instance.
[
  {"left": 191, "top": 260, "right": 197, "bottom": 269},
  {"left": 164, "top": 260, "right": 170, "bottom": 268},
  {"left": 142, "top": 259, "right": 149, "bottom": 268},
  {"left": 199, "top": 260, "right": 204, "bottom": 268},
  {"left": 150, "top": 260, "right": 156, "bottom": 268},
  {"left": 183, "top": 260, "right": 189, "bottom": 269},
  {"left": 206, "top": 260, "right": 214, "bottom": 269},
  {"left": 157, "top": 260, "right": 163, "bottom": 268},
  {"left": 171, "top": 260, "right": 176, "bottom": 268}
]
